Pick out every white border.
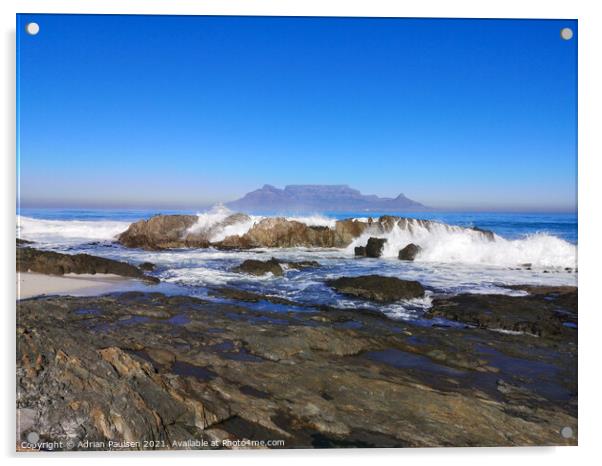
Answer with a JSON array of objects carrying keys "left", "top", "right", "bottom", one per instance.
[{"left": 2, "top": 1, "right": 601, "bottom": 465}]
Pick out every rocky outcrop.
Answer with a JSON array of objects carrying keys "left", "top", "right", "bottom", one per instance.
[
  {"left": 398, "top": 243, "right": 422, "bottom": 261},
  {"left": 232, "top": 259, "right": 284, "bottom": 277},
  {"left": 208, "top": 287, "right": 298, "bottom": 306},
  {"left": 270, "top": 258, "right": 321, "bottom": 270},
  {"left": 117, "top": 214, "right": 496, "bottom": 251},
  {"left": 117, "top": 213, "right": 251, "bottom": 250},
  {"left": 17, "top": 291, "right": 577, "bottom": 449},
  {"left": 326, "top": 275, "right": 425, "bottom": 303},
  {"left": 117, "top": 214, "right": 199, "bottom": 250},
  {"left": 333, "top": 219, "right": 370, "bottom": 246},
  {"left": 354, "top": 238, "right": 387, "bottom": 258},
  {"left": 17, "top": 247, "right": 159, "bottom": 283},
  {"left": 366, "top": 238, "right": 387, "bottom": 258},
  {"left": 427, "top": 287, "right": 578, "bottom": 338},
  {"left": 231, "top": 258, "right": 320, "bottom": 277},
  {"left": 216, "top": 218, "right": 336, "bottom": 249},
  {"left": 138, "top": 262, "right": 156, "bottom": 272}
]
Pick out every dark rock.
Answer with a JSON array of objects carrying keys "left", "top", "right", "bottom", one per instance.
[
  {"left": 427, "top": 287, "right": 578, "bottom": 339},
  {"left": 326, "top": 275, "right": 425, "bottom": 302},
  {"left": 472, "top": 226, "right": 496, "bottom": 241},
  {"left": 17, "top": 238, "right": 34, "bottom": 246},
  {"left": 139, "top": 262, "right": 156, "bottom": 271},
  {"left": 507, "top": 285, "right": 578, "bottom": 313},
  {"left": 365, "top": 237, "right": 387, "bottom": 258},
  {"left": 269, "top": 257, "right": 320, "bottom": 270},
  {"left": 17, "top": 247, "right": 159, "bottom": 283},
  {"left": 232, "top": 259, "right": 283, "bottom": 277},
  {"left": 208, "top": 288, "right": 297, "bottom": 306},
  {"left": 398, "top": 243, "right": 422, "bottom": 261},
  {"left": 354, "top": 246, "right": 366, "bottom": 257}
]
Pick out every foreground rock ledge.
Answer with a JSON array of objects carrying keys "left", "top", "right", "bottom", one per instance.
[{"left": 17, "top": 290, "right": 576, "bottom": 449}]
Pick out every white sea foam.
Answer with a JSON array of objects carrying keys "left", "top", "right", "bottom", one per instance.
[
  {"left": 186, "top": 205, "right": 259, "bottom": 242},
  {"left": 17, "top": 216, "right": 130, "bottom": 244},
  {"left": 346, "top": 218, "right": 577, "bottom": 269},
  {"left": 284, "top": 215, "right": 337, "bottom": 228},
  {"left": 186, "top": 205, "right": 337, "bottom": 242},
  {"left": 211, "top": 217, "right": 258, "bottom": 242},
  {"left": 186, "top": 204, "right": 233, "bottom": 234}
]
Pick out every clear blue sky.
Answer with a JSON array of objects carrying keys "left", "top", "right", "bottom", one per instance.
[{"left": 17, "top": 15, "right": 577, "bottom": 211}]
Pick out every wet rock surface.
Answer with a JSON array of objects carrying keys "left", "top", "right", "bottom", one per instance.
[
  {"left": 427, "top": 287, "right": 578, "bottom": 338},
  {"left": 363, "top": 237, "right": 387, "bottom": 258},
  {"left": 17, "top": 247, "right": 159, "bottom": 283},
  {"left": 272, "top": 258, "right": 321, "bottom": 270},
  {"left": 138, "top": 262, "right": 156, "bottom": 272},
  {"left": 232, "top": 259, "right": 284, "bottom": 277},
  {"left": 327, "top": 275, "right": 425, "bottom": 303},
  {"left": 231, "top": 258, "right": 320, "bottom": 277},
  {"left": 355, "top": 238, "right": 388, "bottom": 257},
  {"left": 207, "top": 287, "right": 298, "bottom": 306},
  {"left": 16, "top": 288, "right": 577, "bottom": 449},
  {"left": 398, "top": 243, "right": 422, "bottom": 261}
]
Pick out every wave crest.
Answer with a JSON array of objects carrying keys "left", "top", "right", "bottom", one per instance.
[
  {"left": 17, "top": 216, "right": 130, "bottom": 244},
  {"left": 187, "top": 205, "right": 337, "bottom": 242},
  {"left": 347, "top": 218, "right": 576, "bottom": 269}
]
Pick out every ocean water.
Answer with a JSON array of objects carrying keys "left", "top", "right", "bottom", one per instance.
[{"left": 17, "top": 207, "right": 578, "bottom": 321}]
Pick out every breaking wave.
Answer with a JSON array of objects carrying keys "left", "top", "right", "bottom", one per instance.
[
  {"left": 347, "top": 218, "right": 576, "bottom": 269},
  {"left": 17, "top": 216, "right": 130, "bottom": 244},
  {"left": 187, "top": 205, "right": 337, "bottom": 242},
  {"left": 18, "top": 208, "right": 577, "bottom": 270},
  {"left": 186, "top": 205, "right": 258, "bottom": 242}
]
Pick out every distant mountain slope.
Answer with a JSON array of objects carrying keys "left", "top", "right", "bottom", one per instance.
[{"left": 226, "top": 185, "right": 428, "bottom": 213}]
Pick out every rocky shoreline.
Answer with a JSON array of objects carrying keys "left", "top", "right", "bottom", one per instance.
[
  {"left": 16, "top": 224, "right": 577, "bottom": 449},
  {"left": 17, "top": 280, "right": 577, "bottom": 449}
]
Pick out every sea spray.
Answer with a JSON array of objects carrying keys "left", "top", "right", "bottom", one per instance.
[
  {"left": 186, "top": 205, "right": 337, "bottom": 242},
  {"left": 346, "top": 217, "right": 576, "bottom": 269},
  {"left": 19, "top": 208, "right": 578, "bottom": 271},
  {"left": 17, "top": 216, "right": 131, "bottom": 244}
]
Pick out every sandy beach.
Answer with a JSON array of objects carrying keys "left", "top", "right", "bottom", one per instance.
[{"left": 17, "top": 272, "right": 135, "bottom": 299}]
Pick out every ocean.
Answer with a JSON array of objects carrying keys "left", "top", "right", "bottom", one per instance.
[{"left": 17, "top": 207, "right": 578, "bottom": 322}]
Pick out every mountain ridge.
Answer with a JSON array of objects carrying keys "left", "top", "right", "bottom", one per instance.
[{"left": 226, "top": 184, "right": 428, "bottom": 213}]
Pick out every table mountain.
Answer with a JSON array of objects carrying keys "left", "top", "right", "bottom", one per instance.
[{"left": 226, "top": 184, "right": 427, "bottom": 212}]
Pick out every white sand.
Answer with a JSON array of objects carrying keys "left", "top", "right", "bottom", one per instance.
[{"left": 17, "top": 272, "right": 137, "bottom": 299}]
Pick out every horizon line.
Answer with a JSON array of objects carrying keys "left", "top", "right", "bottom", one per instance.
[{"left": 16, "top": 201, "right": 578, "bottom": 214}]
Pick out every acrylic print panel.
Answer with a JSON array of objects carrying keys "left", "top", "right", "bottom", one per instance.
[{"left": 16, "top": 14, "right": 577, "bottom": 451}]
